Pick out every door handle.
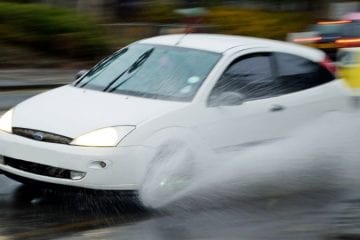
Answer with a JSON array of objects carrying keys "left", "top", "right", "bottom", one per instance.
[{"left": 270, "top": 104, "right": 285, "bottom": 112}]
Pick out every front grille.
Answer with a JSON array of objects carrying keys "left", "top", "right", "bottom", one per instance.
[
  {"left": 3, "top": 157, "right": 71, "bottom": 179},
  {"left": 12, "top": 128, "right": 73, "bottom": 145}
]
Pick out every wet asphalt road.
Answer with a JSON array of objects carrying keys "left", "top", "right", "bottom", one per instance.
[
  {"left": 1, "top": 174, "right": 360, "bottom": 240},
  {"left": 1, "top": 71, "right": 360, "bottom": 240},
  {"left": 0, "top": 176, "right": 148, "bottom": 240}
]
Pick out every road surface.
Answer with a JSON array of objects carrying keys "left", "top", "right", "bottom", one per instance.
[{"left": 0, "top": 175, "right": 359, "bottom": 240}]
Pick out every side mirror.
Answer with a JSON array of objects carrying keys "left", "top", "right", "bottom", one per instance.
[
  {"left": 209, "top": 91, "right": 246, "bottom": 107},
  {"left": 75, "top": 69, "right": 88, "bottom": 80}
]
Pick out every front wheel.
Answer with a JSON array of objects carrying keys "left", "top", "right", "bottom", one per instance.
[{"left": 139, "top": 143, "right": 195, "bottom": 209}]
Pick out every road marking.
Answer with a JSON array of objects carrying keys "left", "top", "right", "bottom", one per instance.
[{"left": 0, "top": 89, "right": 44, "bottom": 96}]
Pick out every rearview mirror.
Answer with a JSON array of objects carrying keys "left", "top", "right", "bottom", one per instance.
[
  {"left": 75, "top": 69, "right": 88, "bottom": 80},
  {"left": 209, "top": 91, "right": 246, "bottom": 107}
]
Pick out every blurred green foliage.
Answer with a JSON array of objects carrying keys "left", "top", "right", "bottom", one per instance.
[
  {"left": 0, "top": 2, "right": 108, "bottom": 59},
  {"left": 206, "top": 7, "right": 316, "bottom": 40},
  {"left": 0, "top": 1, "right": 319, "bottom": 64},
  {"left": 133, "top": 2, "right": 181, "bottom": 23},
  {"left": 112, "top": 2, "right": 317, "bottom": 40}
]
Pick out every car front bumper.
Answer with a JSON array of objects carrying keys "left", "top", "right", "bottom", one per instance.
[{"left": 0, "top": 130, "right": 155, "bottom": 190}]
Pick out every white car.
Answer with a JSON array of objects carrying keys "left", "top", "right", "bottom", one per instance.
[{"left": 0, "top": 34, "right": 350, "bottom": 206}]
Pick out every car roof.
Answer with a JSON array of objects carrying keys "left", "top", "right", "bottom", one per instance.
[{"left": 138, "top": 33, "right": 323, "bottom": 58}]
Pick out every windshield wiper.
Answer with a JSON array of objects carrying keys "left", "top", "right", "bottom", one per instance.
[
  {"left": 75, "top": 48, "right": 128, "bottom": 88},
  {"left": 103, "top": 48, "right": 154, "bottom": 92}
]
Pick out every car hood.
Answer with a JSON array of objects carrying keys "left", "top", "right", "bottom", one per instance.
[{"left": 13, "top": 85, "right": 188, "bottom": 138}]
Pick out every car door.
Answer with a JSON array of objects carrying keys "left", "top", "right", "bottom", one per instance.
[
  {"left": 269, "top": 51, "right": 348, "bottom": 127},
  {"left": 195, "top": 51, "right": 285, "bottom": 152},
  {"left": 194, "top": 50, "right": 347, "bottom": 153}
]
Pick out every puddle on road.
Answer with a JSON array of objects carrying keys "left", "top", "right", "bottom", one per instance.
[{"left": 0, "top": 184, "right": 149, "bottom": 240}]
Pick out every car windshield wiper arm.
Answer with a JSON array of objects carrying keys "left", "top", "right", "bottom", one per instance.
[
  {"left": 107, "top": 68, "right": 139, "bottom": 93},
  {"left": 103, "top": 48, "right": 154, "bottom": 92},
  {"left": 76, "top": 48, "right": 128, "bottom": 88}
]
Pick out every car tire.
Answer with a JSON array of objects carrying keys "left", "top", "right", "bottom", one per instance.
[{"left": 139, "top": 142, "right": 195, "bottom": 209}]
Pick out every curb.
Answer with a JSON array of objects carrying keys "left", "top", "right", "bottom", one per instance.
[{"left": 0, "top": 83, "right": 66, "bottom": 91}]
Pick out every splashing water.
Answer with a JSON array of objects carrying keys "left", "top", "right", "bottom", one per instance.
[{"left": 140, "top": 111, "right": 360, "bottom": 209}]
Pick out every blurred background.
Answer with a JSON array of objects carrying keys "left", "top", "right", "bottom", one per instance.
[{"left": 1, "top": 0, "right": 359, "bottom": 69}]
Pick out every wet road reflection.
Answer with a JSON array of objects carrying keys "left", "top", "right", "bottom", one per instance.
[
  {"left": 0, "top": 176, "right": 149, "bottom": 240},
  {"left": 1, "top": 174, "right": 360, "bottom": 240},
  {"left": 53, "top": 189, "right": 360, "bottom": 240}
]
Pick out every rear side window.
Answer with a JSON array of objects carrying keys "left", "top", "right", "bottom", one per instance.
[{"left": 274, "top": 52, "right": 335, "bottom": 94}]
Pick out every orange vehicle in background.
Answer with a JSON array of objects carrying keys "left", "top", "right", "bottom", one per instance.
[
  {"left": 288, "top": 12, "right": 360, "bottom": 60},
  {"left": 335, "top": 13, "right": 360, "bottom": 49}
]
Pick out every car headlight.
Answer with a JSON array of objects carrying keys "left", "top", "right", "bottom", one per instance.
[
  {"left": 70, "top": 126, "right": 135, "bottom": 147},
  {"left": 0, "top": 109, "right": 13, "bottom": 133}
]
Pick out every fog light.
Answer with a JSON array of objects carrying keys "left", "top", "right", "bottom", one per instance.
[
  {"left": 70, "top": 170, "right": 86, "bottom": 180},
  {"left": 0, "top": 156, "right": 4, "bottom": 165}
]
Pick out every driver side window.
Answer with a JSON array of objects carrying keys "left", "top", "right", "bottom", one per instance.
[{"left": 209, "top": 53, "right": 277, "bottom": 106}]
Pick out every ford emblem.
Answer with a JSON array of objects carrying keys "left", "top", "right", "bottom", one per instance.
[{"left": 33, "top": 132, "right": 44, "bottom": 141}]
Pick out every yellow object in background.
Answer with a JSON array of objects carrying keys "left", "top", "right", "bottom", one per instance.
[{"left": 338, "top": 48, "right": 360, "bottom": 89}]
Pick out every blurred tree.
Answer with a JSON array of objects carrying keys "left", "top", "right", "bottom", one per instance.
[
  {"left": 113, "top": 0, "right": 141, "bottom": 21},
  {"left": 183, "top": 0, "right": 225, "bottom": 7},
  {"left": 0, "top": 2, "right": 109, "bottom": 58}
]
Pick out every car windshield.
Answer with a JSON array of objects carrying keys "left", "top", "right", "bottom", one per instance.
[{"left": 74, "top": 44, "right": 221, "bottom": 102}]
